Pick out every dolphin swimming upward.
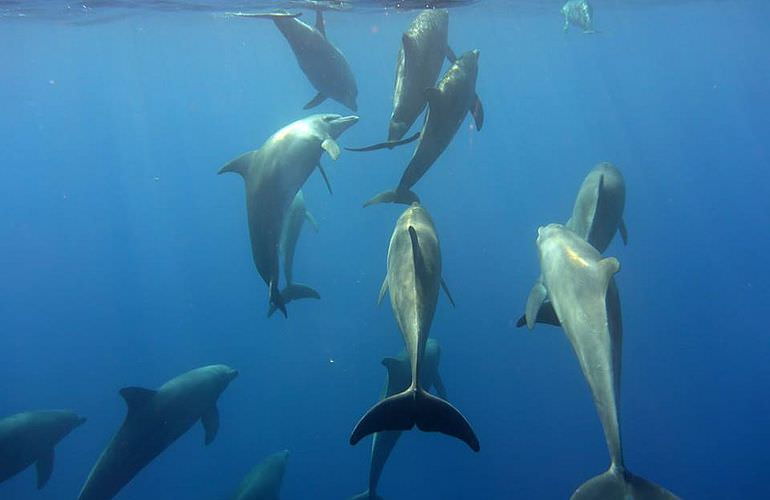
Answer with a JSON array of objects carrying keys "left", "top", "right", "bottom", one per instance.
[
  {"left": 348, "top": 50, "right": 483, "bottom": 207},
  {"left": 231, "top": 9, "right": 358, "bottom": 111},
  {"left": 219, "top": 113, "right": 358, "bottom": 317},
  {"left": 350, "top": 203, "right": 478, "bottom": 452},
  {"left": 351, "top": 339, "right": 447, "bottom": 500},
  {"left": 536, "top": 224, "right": 677, "bottom": 500}
]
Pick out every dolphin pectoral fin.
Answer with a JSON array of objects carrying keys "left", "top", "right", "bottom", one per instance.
[
  {"left": 314, "top": 8, "right": 326, "bottom": 37},
  {"left": 524, "top": 281, "right": 549, "bottom": 330},
  {"left": 321, "top": 138, "right": 341, "bottom": 160},
  {"left": 317, "top": 162, "right": 334, "bottom": 194},
  {"left": 345, "top": 132, "right": 421, "bottom": 153},
  {"left": 446, "top": 45, "right": 458, "bottom": 63},
  {"left": 304, "top": 92, "right": 327, "bottom": 110},
  {"left": 618, "top": 218, "right": 628, "bottom": 245},
  {"left": 120, "top": 387, "right": 157, "bottom": 418},
  {"left": 571, "top": 467, "right": 679, "bottom": 500},
  {"left": 36, "top": 448, "right": 54, "bottom": 489},
  {"left": 415, "top": 389, "right": 479, "bottom": 452},
  {"left": 432, "top": 372, "right": 448, "bottom": 400},
  {"left": 364, "top": 189, "right": 419, "bottom": 208},
  {"left": 201, "top": 405, "right": 220, "bottom": 445},
  {"left": 218, "top": 150, "right": 254, "bottom": 177},
  {"left": 470, "top": 94, "right": 484, "bottom": 131},
  {"left": 305, "top": 210, "right": 319, "bottom": 232},
  {"left": 440, "top": 277, "right": 456, "bottom": 308},
  {"left": 351, "top": 490, "right": 384, "bottom": 500},
  {"left": 377, "top": 277, "right": 389, "bottom": 305}
]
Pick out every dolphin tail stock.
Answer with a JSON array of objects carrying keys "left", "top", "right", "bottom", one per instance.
[
  {"left": 268, "top": 283, "right": 320, "bottom": 317},
  {"left": 349, "top": 387, "right": 479, "bottom": 452},
  {"left": 350, "top": 491, "right": 384, "bottom": 500},
  {"left": 363, "top": 189, "right": 420, "bottom": 208},
  {"left": 345, "top": 132, "right": 421, "bottom": 152},
  {"left": 571, "top": 466, "right": 679, "bottom": 500}
]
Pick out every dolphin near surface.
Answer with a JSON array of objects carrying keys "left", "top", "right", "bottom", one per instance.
[
  {"left": 232, "top": 450, "right": 289, "bottom": 500},
  {"left": 536, "top": 224, "right": 678, "bottom": 500},
  {"left": 348, "top": 49, "right": 483, "bottom": 207},
  {"left": 77, "top": 365, "right": 239, "bottom": 500},
  {"left": 351, "top": 339, "right": 447, "bottom": 500},
  {"left": 520, "top": 162, "right": 627, "bottom": 329},
  {"left": 267, "top": 190, "right": 321, "bottom": 317},
  {"left": 350, "top": 204, "right": 478, "bottom": 452},
  {"left": 562, "top": 0, "right": 597, "bottom": 34},
  {"left": 231, "top": 9, "right": 358, "bottom": 111},
  {"left": 219, "top": 113, "right": 358, "bottom": 318},
  {"left": 0, "top": 410, "right": 86, "bottom": 489}
]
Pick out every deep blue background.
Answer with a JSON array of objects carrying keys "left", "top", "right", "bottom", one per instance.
[{"left": 1, "top": 1, "right": 769, "bottom": 498}]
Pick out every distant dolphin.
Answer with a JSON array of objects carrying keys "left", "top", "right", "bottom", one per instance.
[
  {"left": 267, "top": 190, "right": 321, "bottom": 317},
  {"left": 77, "top": 365, "right": 238, "bottom": 500},
  {"left": 233, "top": 450, "right": 289, "bottom": 500},
  {"left": 231, "top": 9, "right": 358, "bottom": 111},
  {"left": 0, "top": 410, "right": 85, "bottom": 489},
  {"left": 387, "top": 9, "right": 451, "bottom": 142},
  {"left": 351, "top": 338, "right": 446, "bottom": 500},
  {"left": 350, "top": 204, "right": 478, "bottom": 451},
  {"left": 219, "top": 113, "right": 358, "bottom": 317},
  {"left": 520, "top": 163, "right": 627, "bottom": 329},
  {"left": 536, "top": 224, "right": 678, "bottom": 500},
  {"left": 562, "top": 0, "right": 596, "bottom": 34},
  {"left": 349, "top": 50, "right": 483, "bottom": 207}
]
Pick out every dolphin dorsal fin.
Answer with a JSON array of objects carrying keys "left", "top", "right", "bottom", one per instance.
[
  {"left": 586, "top": 174, "right": 605, "bottom": 245},
  {"left": 321, "top": 138, "right": 341, "bottom": 160},
  {"left": 315, "top": 9, "right": 326, "bottom": 37},
  {"left": 119, "top": 387, "right": 156, "bottom": 416},
  {"left": 218, "top": 151, "right": 254, "bottom": 178}
]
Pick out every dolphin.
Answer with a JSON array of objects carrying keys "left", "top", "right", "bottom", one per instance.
[
  {"left": 521, "top": 162, "right": 627, "bottom": 330},
  {"left": 536, "top": 224, "right": 678, "bottom": 500},
  {"left": 77, "top": 365, "right": 239, "bottom": 500},
  {"left": 232, "top": 450, "right": 289, "bottom": 500},
  {"left": 219, "top": 113, "right": 358, "bottom": 317},
  {"left": 349, "top": 50, "right": 483, "bottom": 207},
  {"left": 0, "top": 410, "right": 86, "bottom": 489},
  {"left": 267, "top": 190, "right": 321, "bottom": 317},
  {"left": 562, "top": 0, "right": 596, "bottom": 34},
  {"left": 350, "top": 203, "right": 477, "bottom": 451},
  {"left": 351, "top": 338, "right": 446, "bottom": 500},
  {"left": 231, "top": 9, "right": 358, "bottom": 111}
]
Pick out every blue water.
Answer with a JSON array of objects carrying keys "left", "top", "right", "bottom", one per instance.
[{"left": 1, "top": 1, "right": 769, "bottom": 498}]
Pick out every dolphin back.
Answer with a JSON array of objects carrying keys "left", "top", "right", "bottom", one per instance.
[{"left": 571, "top": 467, "right": 680, "bottom": 500}]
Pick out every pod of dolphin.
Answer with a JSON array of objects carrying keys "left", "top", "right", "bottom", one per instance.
[{"left": 0, "top": 2, "right": 680, "bottom": 499}]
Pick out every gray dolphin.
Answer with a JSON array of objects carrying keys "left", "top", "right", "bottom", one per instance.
[
  {"left": 351, "top": 338, "right": 446, "bottom": 500},
  {"left": 562, "top": 0, "right": 596, "bottom": 34},
  {"left": 233, "top": 450, "right": 289, "bottom": 500},
  {"left": 231, "top": 9, "right": 358, "bottom": 111},
  {"left": 77, "top": 365, "right": 238, "bottom": 500},
  {"left": 350, "top": 50, "right": 483, "bottom": 207},
  {"left": 0, "top": 410, "right": 85, "bottom": 489},
  {"left": 521, "top": 162, "right": 627, "bottom": 329},
  {"left": 387, "top": 9, "right": 451, "bottom": 142},
  {"left": 267, "top": 190, "right": 320, "bottom": 317},
  {"left": 219, "top": 113, "right": 358, "bottom": 318},
  {"left": 536, "top": 224, "right": 677, "bottom": 500},
  {"left": 350, "top": 204, "right": 477, "bottom": 451}
]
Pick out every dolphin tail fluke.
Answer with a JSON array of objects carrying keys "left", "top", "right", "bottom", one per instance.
[
  {"left": 350, "top": 491, "right": 384, "bottom": 500},
  {"left": 571, "top": 467, "right": 679, "bottom": 500},
  {"left": 268, "top": 283, "right": 320, "bottom": 317},
  {"left": 363, "top": 189, "right": 419, "bottom": 208},
  {"left": 268, "top": 281, "right": 287, "bottom": 318},
  {"left": 350, "top": 388, "right": 479, "bottom": 452},
  {"left": 345, "top": 132, "right": 421, "bottom": 152}
]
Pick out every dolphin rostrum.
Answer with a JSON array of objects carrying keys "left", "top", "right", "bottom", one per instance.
[
  {"left": 351, "top": 338, "right": 447, "bottom": 500},
  {"left": 77, "top": 365, "right": 238, "bottom": 500},
  {"left": 521, "top": 162, "right": 627, "bottom": 329},
  {"left": 349, "top": 50, "right": 483, "bottom": 207},
  {"left": 267, "top": 190, "right": 321, "bottom": 317},
  {"left": 219, "top": 113, "right": 358, "bottom": 317},
  {"left": 0, "top": 410, "right": 86, "bottom": 489},
  {"left": 350, "top": 203, "right": 477, "bottom": 451},
  {"left": 536, "top": 224, "right": 677, "bottom": 500},
  {"left": 232, "top": 450, "right": 289, "bottom": 500},
  {"left": 231, "top": 9, "right": 358, "bottom": 111}
]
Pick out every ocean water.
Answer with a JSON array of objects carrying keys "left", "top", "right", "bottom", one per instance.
[{"left": 1, "top": 1, "right": 769, "bottom": 499}]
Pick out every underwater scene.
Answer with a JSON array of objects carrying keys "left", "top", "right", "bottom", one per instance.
[{"left": 1, "top": 0, "right": 769, "bottom": 499}]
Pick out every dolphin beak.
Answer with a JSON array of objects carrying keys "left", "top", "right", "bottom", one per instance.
[
  {"left": 230, "top": 369, "right": 240, "bottom": 380},
  {"left": 335, "top": 115, "right": 359, "bottom": 133}
]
